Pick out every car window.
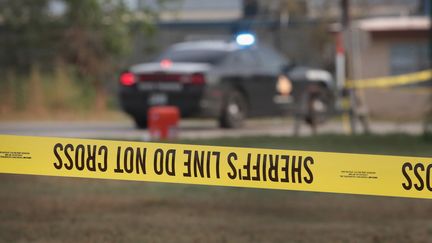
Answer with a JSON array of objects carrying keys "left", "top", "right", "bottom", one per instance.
[
  {"left": 223, "top": 49, "right": 258, "bottom": 68},
  {"left": 156, "top": 49, "right": 229, "bottom": 65},
  {"left": 255, "top": 46, "right": 288, "bottom": 73}
]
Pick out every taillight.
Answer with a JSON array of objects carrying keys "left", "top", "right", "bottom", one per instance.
[
  {"left": 120, "top": 72, "right": 136, "bottom": 86},
  {"left": 190, "top": 73, "right": 205, "bottom": 85}
]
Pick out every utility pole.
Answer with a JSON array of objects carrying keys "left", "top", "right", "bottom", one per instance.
[
  {"left": 341, "top": 0, "right": 350, "bottom": 27},
  {"left": 336, "top": 0, "right": 348, "bottom": 91},
  {"left": 424, "top": 0, "right": 432, "bottom": 137},
  {"left": 340, "top": 0, "right": 369, "bottom": 134},
  {"left": 340, "top": 0, "right": 360, "bottom": 134}
]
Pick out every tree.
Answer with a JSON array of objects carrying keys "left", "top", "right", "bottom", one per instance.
[
  {"left": 61, "top": 0, "right": 157, "bottom": 111},
  {"left": 0, "top": 0, "right": 159, "bottom": 111},
  {"left": 0, "top": 0, "right": 55, "bottom": 71},
  {"left": 61, "top": 0, "right": 127, "bottom": 110}
]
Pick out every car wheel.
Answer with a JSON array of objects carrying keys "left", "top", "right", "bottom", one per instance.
[
  {"left": 219, "top": 90, "right": 247, "bottom": 128},
  {"left": 133, "top": 116, "right": 148, "bottom": 129}
]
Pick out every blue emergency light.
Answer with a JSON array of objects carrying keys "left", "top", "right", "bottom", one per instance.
[{"left": 235, "top": 32, "right": 256, "bottom": 46}]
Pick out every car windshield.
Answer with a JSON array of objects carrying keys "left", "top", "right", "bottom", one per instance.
[{"left": 156, "top": 49, "right": 229, "bottom": 65}]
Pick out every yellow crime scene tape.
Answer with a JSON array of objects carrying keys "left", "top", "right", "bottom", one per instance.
[
  {"left": 341, "top": 69, "right": 432, "bottom": 133},
  {"left": 1, "top": 134, "right": 432, "bottom": 199},
  {"left": 346, "top": 69, "right": 432, "bottom": 89}
]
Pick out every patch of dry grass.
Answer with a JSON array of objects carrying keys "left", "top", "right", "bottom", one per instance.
[
  {"left": 1, "top": 135, "right": 432, "bottom": 242},
  {"left": 1, "top": 174, "right": 432, "bottom": 243}
]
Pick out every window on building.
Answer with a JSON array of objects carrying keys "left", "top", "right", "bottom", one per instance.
[{"left": 390, "top": 42, "right": 428, "bottom": 75}]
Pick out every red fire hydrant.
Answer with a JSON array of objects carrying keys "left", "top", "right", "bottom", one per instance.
[{"left": 148, "top": 106, "right": 180, "bottom": 140}]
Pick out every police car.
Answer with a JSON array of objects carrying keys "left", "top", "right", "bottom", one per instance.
[{"left": 119, "top": 33, "right": 334, "bottom": 128}]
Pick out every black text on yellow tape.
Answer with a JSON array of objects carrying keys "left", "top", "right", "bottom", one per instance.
[{"left": 0, "top": 135, "right": 431, "bottom": 199}]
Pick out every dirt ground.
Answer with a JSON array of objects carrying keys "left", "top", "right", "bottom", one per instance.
[{"left": 0, "top": 173, "right": 431, "bottom": 243}]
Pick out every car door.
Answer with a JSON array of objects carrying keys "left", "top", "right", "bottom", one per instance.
[
  {"left": 217, "top": 49, "right": 259, "bottom": 110},
  {"left": 246, "top": 46, "right": 287, "bottom": 116}
]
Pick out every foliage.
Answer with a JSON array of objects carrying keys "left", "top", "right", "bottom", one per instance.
[
  {"left": 0, "top": 0, "right": 157, "bottom": 71},
  {"left": 0, "top": 0, "right": 55, "bottom": 71},
  {"left": 0, "top": 0, "right": 160, "bottom": 111},
  {"left": 62, "top": 0, "right": 134, "bottom": 79}
]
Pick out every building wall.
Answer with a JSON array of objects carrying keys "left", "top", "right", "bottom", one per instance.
[
  {"left": 359, "top": 38, "right": 389, "bottom": 78},
  {"left": 358, "top": 31, "right": 430, "bottom": 120}
]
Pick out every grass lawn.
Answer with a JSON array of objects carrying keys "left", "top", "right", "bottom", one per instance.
[
  {"left": 180, "top": 133, "right": 432, "bottom": 157},
  {"left": 1, "top": 134, "right": 431, "bottom": 243}
]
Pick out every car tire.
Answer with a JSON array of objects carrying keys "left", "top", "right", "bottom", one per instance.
[
  {"left": 218, "top": 90, "right": 247, "bottom": 128},
  {"left": 133, "top": 116, "right": 148, "bottom": 129}
]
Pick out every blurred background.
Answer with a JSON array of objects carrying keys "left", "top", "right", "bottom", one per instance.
[
  {"left": 0, "top": 0, "right": 430, "bottom": 126},
  {"left": 1, "top": 0, "right": 432, "bottom": 242}
]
